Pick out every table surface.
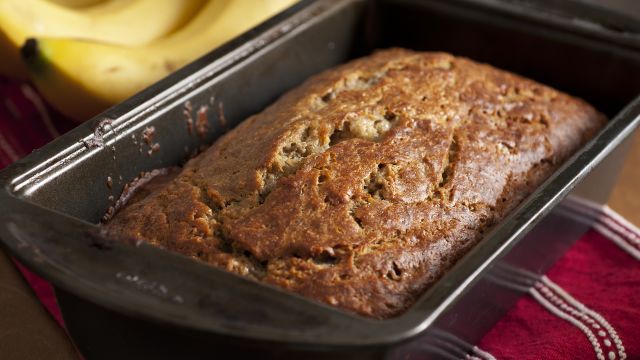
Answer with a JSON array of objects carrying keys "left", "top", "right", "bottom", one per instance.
[{"left": 2, "top": 1, "right": 640, "bottom": 358}]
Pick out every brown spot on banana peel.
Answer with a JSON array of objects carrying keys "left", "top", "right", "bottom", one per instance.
[
  {"left": 164, "top": 60, "right": 177, "bottom": 72},
  {"left": 20, "top": 38, "right": 47, "bottom": 75},
  {"left": 105, "top": 66, "right": 121, "bottom": 73}
]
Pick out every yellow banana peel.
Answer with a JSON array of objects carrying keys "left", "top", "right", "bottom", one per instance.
[
  {"left": 23, "top": 0, "right": 298, "bottom": 121},
  {"left": 47, "top": 0, "right": 105, "bottom": 8},
  {"left": 0, "top": 0, "right": 207, "bottom": 79}
]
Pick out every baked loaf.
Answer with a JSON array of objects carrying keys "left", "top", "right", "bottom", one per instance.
[{"left": 105, "top": 49, "right": 605, "bottom": 318}]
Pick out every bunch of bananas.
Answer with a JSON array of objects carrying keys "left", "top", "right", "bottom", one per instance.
[{"left": 0, "top": 0, "right": 297, "bottom": 121}]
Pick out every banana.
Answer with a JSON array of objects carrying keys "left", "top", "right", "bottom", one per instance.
[
  {"left": 23, "top": 0, "right": 298, "bottom": 121},
  {"left": 0, "top": 0, "right": 207, "bottom": 78},
  {"left": 46, "top": 0, "right": 105, "bottom": 8}
]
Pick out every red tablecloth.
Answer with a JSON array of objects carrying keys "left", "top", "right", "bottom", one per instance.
[
  {"left": 1, "top": 77, "right": 639, "bottom": 359},
  {"left": 475, "top": 201, "right": 640, "bottom": 360}
]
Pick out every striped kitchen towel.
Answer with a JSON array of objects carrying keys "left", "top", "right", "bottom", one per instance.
[{"left": 471, "top": 198, "right": 639, "bottom": 360}]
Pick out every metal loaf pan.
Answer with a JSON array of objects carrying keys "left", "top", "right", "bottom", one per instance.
[{"left": 1, "top": 0, "right": 640, "bottom": 358}]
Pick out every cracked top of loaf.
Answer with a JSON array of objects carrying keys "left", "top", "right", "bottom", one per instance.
[{"left": 104, "top": 49, "right": 605, "bottom": 318}]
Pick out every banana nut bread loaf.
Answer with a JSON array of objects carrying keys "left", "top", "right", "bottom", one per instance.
[{"left": 104, "top": 49, "right": 605, "bottom": 318}]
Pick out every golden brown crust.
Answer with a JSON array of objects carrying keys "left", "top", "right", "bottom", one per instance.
[{"left": 105, "top": 49, "right": 606, "bottom": 318}]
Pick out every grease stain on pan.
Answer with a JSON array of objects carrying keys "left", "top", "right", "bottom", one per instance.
[
  {"left": 196, "top": 105, "right": 210, "bottom": 140},
  {"left": 80, "top": 118, "right": 114, "bottom": 149},
  {"left": 115, "top": 271, "right": 184, "bottom": 304},
  {"left": 140, "top": 126, "right": 160, "bottom": 156},
  {"left": 217, "top": 101, "right": 228, "bottom": 132},
  {"left": 101, "top": 168, "right": 171, "bottom": 222},
  {"left": 183, "top": 100, "right": 194, "bottom": 135}
]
